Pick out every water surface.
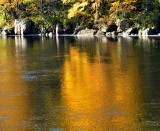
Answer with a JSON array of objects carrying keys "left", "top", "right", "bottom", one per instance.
[{"left": 0, "top": 36, "right": 160, "bottom": 130}]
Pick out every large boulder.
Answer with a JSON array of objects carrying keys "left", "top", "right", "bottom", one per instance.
[
  {"left": 141, "top": 28, "right": 160, "bottom": 36},
  {"left": 14, "top": 19, "right": 35, "bottom": 35},
  {"left": 64, "top": 23, "right": 74, "bottom": 34},
  {"left": 106, "top": 23, "right": 117, "bottom": 32},
  {"left": 119, "top": 20, "right": 128, "bottom": 31},
  {"left": 77, "top": 29, "right": 97, "bottom": 36},
  {"left": 129, "top": 28, "right": 138, "bottom": 35},
  {"left": 124, "top": 27, "right": 138, "bottom": 36}
]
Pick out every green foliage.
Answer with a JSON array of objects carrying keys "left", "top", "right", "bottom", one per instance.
[
  {"left": 1, "top": 0, "right": 160, "bottom": 30},
  {"left": 129, "top": 0, "right": 160, "bottom": 29}
]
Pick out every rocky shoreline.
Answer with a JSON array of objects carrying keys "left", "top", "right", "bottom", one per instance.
[{"left": 1, "top": 19, "right": 160, "bottom": 38}]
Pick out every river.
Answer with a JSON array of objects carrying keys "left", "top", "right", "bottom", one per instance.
[{"left": 0, "top": 36, "right": 160, "bottom": 130}]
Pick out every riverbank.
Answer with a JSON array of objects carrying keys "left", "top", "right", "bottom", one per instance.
[{"left": 1, "top": 20, "right": 160, "bottom": 38}]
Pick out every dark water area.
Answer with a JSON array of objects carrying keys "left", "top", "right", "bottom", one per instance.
[{"left": 0, "top": 36, "right": 160, "bottom": 130}]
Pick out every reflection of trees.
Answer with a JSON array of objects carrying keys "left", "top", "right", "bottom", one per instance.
[
  {"left": 0, "top": 38, "right": 30, "bottom": 130},
  {"left": 1, "top": 36, "right": 159, "bottom": 130},
  {"left": 60, "top": 37, "right": 143, "bottom": 130}
]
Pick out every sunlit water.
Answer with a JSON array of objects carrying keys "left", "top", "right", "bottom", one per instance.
[{"left": 0, "top": 36, "right": 160, "bottom": 130}]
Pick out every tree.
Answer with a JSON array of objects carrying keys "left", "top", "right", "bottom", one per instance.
[
  {"left": 109, "top": 0, "right": 137, "bottom": 19},
  {"left": 63, "top": 0, "right": 108, "bottom": 24},
  {"left": 0, "top": 0, "right": 24, "bottom": 20}
]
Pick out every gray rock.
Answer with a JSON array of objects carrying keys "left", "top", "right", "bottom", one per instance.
[
  {"left": 77, "top": 29, "right": 97, "bottom": 36},
  {"left": 119, "top": 20, "right": 128, "bottom": 31}
]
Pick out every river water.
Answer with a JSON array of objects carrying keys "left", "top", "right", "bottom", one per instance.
[{"left": 0, "top": 36, "right": 160, "bottom": 130}]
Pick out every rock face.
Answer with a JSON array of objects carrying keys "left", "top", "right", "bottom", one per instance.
[
  {"left": 14, "top": 19, "right": 34, "bottom": 35},
  {"left": 138, "top": 28, "right": 159, "bottom": 36},
  {"left": 1, "top": 28, "right": 14, "bottom": 35},
  {"left": 77, "top": 29, "right": 97, "bottom": 36},
  {"left": 129, "top": 28, "right": 138, "bottom": 35},
  {"left": 119, "top": 20, "right": 128, "bottom": 31},
  {"left": 123, "top": 28, "right": 138, "bottom": 36},
  {"left": 64, "top": 23, "right": 74, "bottom": 34},
  {"left": 106, "top": 23, "right": 117, "bottom": 32}
]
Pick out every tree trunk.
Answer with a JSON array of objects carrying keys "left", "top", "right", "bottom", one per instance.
[
  {"left": 146, "top": 0, "right": 148, "bottom": 14},
  {"left": 40, "top": 0, "right": 45, "bottom": 20},
  {"left": 9, "top": 8, "right": 18, "bottom": 19}
]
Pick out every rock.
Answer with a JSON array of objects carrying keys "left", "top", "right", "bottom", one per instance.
[
  {"left": 130, "top": 28, "right": 138, "bottom": 35},
  {"left": 138, "top": 29, "right": 143, "bottom": 36},
  {"left": 119, "top": 20, "right": 128, "bottom": 31},
  {"left": 56, "top": 23, "right": 64, "bottom": 35},
  {"left": 142, "top": 28, "right": 150, "bottom": 36},
  {"left": 106, "top": 23, "right": 117, "bottom": 32},
  {"left": 99, "top": 23, "right": 107, "bottom": 32},
  {"left": 73, "top": 26, "right": 85, "bottom": 35},
  {"left": 125, "top": 28, "right": 133, "bottom": 35},
  {"left": 148, "top": 28, "right": 160, "bottom": 35},
  {"left": 96, "top": 31, "right": 105, "bottom": 36},
  {"left": 77, "top": 29, "right": 97, "bottom": 36},
  {"left": 106, "top": 31, "right": 117, "bottom": 37},
  {"left": 45, "top": 33, "right": 49, "bottom": 37},
  {"left": 123, "top": 28, "right": 138, "bottom": 36},
  {"left": 14, "top": 19, "right": 35, "bottom": 35},
  {"left": 1, "top": 28, "right": 14, "bottom": 35},
  {"left": 64, "top": 23, "right": 74, "bottom": 34},
  {"left": 48, "top": 32, "right": 53, "bottom": 37}
]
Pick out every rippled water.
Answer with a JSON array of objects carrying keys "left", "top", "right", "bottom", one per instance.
[{"left": 0, "top": 36, "right": 160, "bottom": 130}]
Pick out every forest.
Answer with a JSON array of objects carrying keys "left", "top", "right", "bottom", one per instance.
[{"left": 0, "top": 0, "right": 160, "bottom": 34}]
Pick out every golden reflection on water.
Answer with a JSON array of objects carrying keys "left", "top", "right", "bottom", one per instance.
[
  {"left": 0, "top": 39, "right": 29, "bottom": 130},
  {"left": 61, "top": 41, "right": 141, "bottom": 130},
  {"left": 0, "top": 36, "right": 158, "bottom": 130}
]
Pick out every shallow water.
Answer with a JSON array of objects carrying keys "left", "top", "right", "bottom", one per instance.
[{"left": 0, "top": 36, "right": 160, "bottom": 130}]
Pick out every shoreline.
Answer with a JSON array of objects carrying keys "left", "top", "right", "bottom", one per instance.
[{"left": 1, "top": 34, "right": 160, "bottom": 38}]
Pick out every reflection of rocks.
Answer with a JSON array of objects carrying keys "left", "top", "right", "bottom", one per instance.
[{"left": 14, "top": 19, "right": 35, "bottom": 35}]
